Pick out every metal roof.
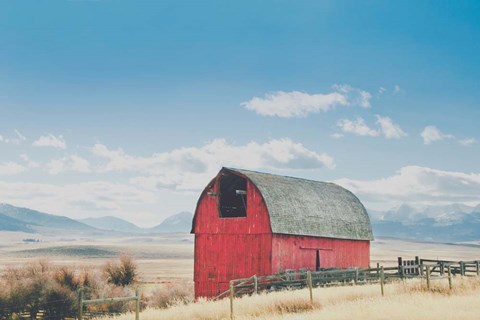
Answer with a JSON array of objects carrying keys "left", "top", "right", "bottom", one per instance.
[{"left": 226, "top": 167, "right": 373, "bottom": 241}]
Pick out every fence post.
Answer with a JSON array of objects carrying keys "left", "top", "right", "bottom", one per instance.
[
  {"left": 78, "top": 287, "right": 84, "bottom": 320},
  {"left": 354, "top": 268, "right": 359, "bottom": 285},
  {"left": 398, "top": 257, "right": 403, "bottom": 279},
  {"left": 135, "top": 288, "right": 140, "bottom": 320},
  {"left": 380, "top": 267, "right": 385, "bottom": 296},
  {"left": 447, "top": 265, "right": 452, "bottom": 290},
  {"left": 426, "top": 265, "right": 431, "bottom": 290},
  {"left": 460, "top": 262, "right": 465, "bottom": 276},
  {"left": 415, "top": 256, "right": 420, "bottom": 275},
  {"left": 307, "top": 271, "right": 313, "bottom": 304},
  {"left": 253, "top": 275, "right": 258, "bottom": 294},
  {"left": 476, "top": 261, "right": 480, "bottom": 276},
  {"left": 229, "top": 280, "right": 234, "bottom": 320}
]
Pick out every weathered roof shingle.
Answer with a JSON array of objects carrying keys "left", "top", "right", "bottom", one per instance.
[{"left": 227, "top": 167, "right": 373, "bottom": 241}]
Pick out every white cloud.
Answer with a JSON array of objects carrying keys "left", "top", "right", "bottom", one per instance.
[
  {"left": 15, "top": 130, "right": 26, "bottom": 142},
  {"left": 0, "top": 162, "right": 27, "bottom": 175},
  {"left": 335, "top": 115, "right": 406, "bottom": 139},
  {"left": 0, "top": 180, "right": 157, "bottom": 221},
  {"left": 375, "top": 115, "right": 407, "bottom": 139},
  {"left": 32, "top": 134, "right": 66, "bottom": 149},
  {"left": 330, "top": 133, "right": 344, "bottom": 139},
  {"left": 458, "top": 138, "right": 476, "bottom": 147},
  {"left": 241, "top": 84, "right": 371, "bottom": 117},
  {"left": 93, "top": 138, "right": 335, "bottom": 191},
  {"left": 47, "top": 155, "right": 91, "bottom": 174},
  {"left": 421, "top": 126, "right": 454, "bottom": 145},
  {"left": 337, "top": 118, "right": 379, "bottom": 137},
  {"left": 378, "top": 87, "right": 387, "bottom": 94},
  {"left": 336, "top": 166, "right": 480, "bottom": 207},
  {"left": 20, "top": 154, "right": 40, "bottom": 168},
  {"left": 393, "top": 85, "right": 403, "bottom": 94},
  {"left": 0, "top": 130, "right": 27, "bottom": 145}
]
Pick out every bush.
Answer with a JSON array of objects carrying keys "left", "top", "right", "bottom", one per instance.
[
  {"left": 0, "top": 257, "right": 145, "bottom": 319},
  {"left": 147, "top": 282, "right": 194, "bottom": 309},
  {"left": 103, "top": 255, "right": 138, "bottom": 287}
]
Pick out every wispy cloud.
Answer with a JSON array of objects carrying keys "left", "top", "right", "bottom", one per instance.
[
  {"left": 93, "top": 138, "right": 335, "bottom": 191},
  {"left": 421, "top": 126, "right": 454, "bottom": 145},
  {"left": 20, "top": 154, "right": 40, "bottom": 168},
  {"left": 0, "top": 180, "right": 157, "bottom": 220},
  {"left": 375, "top": 115, "right": 407, "bottom": 139},
  {"left": 47, "top": 155, "right": 91, "bottom": 174},
  {"left": 0, "top": 130, "right": 27, "bottom": 145},
  {"left": 242, "top": 84, "right": 371, "bottom": 117},
  {"left": 330, "top": 133, "right": 344, "bottom": 139},
  {"left": 0, "top": 162, "right": 27, "bottom": 175},
  {"left": 335, "top": 115, "right": 407, "bottom": 139},
  {"left": 337, "top": 118, "right": 379, "bottom": 137},
  {"left": 458, "top": 138, "right": 476, "bottom": 147},
  {"left": 393, "top": 84, "right": 403, "bottom": 95},
  {"left": 336, "top": 166, "right": 480, "bottom": 207},
  {"left": 32, "top": 134, "right": 67, "bottom": 149}
]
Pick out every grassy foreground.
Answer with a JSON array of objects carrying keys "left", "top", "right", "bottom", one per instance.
[{"left": 98, "top": 277, "right": 480, "bottom": 320}]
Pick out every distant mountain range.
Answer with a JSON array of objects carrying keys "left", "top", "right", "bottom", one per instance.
[
  {"left": 2, "top": 202, "right": 480, "bottom": 242},
  {"left": 79, "top": 211, "right": 193, "bottom": 233},
  {"left": 370, "top": 203, "right": 480, "bottom": 242},
  {"left": 0, "top": 203, "right": 96, "bottom": 234},
  {"left": 0, "top": 203, "right": 193, "bottom": 236}
]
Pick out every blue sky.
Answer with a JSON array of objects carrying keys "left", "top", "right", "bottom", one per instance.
[{"left": 0, "top": 1, "right": 479, "bottom": 226}]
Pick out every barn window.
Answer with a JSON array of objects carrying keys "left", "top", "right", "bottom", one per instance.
[{"left": 219, "top": 173, "right": 247, "bottom": 218}]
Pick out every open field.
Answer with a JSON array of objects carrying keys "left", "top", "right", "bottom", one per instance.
[
  {"left": 1, "top": 231, "right": 480, "bottom": 284},
  {"left": 0, "top": 231, "right": 194, "bottom": 286},
  {"left": 97, "top": 277, "right": 480, "bottom": 320},
  {"left": 1, "top": 231, "right": 480, "bottom": 318}
]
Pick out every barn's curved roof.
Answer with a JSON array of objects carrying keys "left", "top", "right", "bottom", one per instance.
[{"left": 225, "top": 167, "right": 373, "bottom": 241}]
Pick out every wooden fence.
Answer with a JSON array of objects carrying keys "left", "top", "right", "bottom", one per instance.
[
  {"left": 77, "top": 288, "right": 140, "bottom": 320},
  {"left": 220, "top": 257, "right": 480, "bottom": 320}
]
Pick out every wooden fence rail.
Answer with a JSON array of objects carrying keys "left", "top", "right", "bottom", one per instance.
[
  {"left": 78, "top": 288, "right": 140, "bottom": 320},
  {"left": 220, "top": 257, "right": 480, "bottom": 319}
]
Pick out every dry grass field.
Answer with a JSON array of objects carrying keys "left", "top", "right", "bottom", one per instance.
[
  {"left": 98, "top": 277, "right": 480, "bottom": 320},
  {"left": 1, "top": 230, "right": 480, "bottom": 319},
  {"left": 0, "top": 231, "right": 194, "bottom": 286}
]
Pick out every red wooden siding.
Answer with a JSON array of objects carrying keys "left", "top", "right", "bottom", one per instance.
[
  {"left": 193, "top": 169, "right": 371, "bottom": 298},
  {"left": 271, "top": 234, "right": 370, "bottom": 272},
  {"left": 193, "top": 175, "right": 273, "bottom": 298}
]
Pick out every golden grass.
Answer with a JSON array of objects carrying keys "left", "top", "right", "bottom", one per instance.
[{"left": 97, "top": 277, "right": 480, "bottom": 320}]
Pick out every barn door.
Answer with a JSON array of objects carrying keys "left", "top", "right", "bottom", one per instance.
[{"left": 315, "top": 250, "right": 321, "bottom": 271}]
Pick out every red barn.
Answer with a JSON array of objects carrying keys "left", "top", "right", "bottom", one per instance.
[{"left": 191, "top": 167, "right": 373, "bottom": 298}]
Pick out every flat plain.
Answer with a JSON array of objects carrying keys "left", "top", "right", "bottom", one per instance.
[{"left": 1, "top": 231, "right": 479, "bottom": 286}]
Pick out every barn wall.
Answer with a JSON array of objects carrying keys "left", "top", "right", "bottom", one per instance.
[
  {"left": 194, "top": 233, "right": 272, "bottom": 298},
  {"left": 193, "top": 176, "right": 273, "bottom": 298},
  {"left": 271, "top": 234, "right": 370, "bottom": 272}
]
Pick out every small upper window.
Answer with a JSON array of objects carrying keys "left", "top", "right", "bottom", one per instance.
[{"left": 219, "top": 172, "right": 247, "bottom": 218}]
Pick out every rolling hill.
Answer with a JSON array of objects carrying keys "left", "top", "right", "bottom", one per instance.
[
  {"left": 0, "top": 203, "right": 96, "bottom": 233},
  {"left": 148, "top": 211, "right": 194, "bottom": 233},
  {"left": 79, "top": 216, "right": 143, "bottom": 233},
  {"left": 0, "top": 213, "right": 34, "bottom": 232},
  {"left": 78, "top": 212, "right": 193, "bottom": 233}
]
